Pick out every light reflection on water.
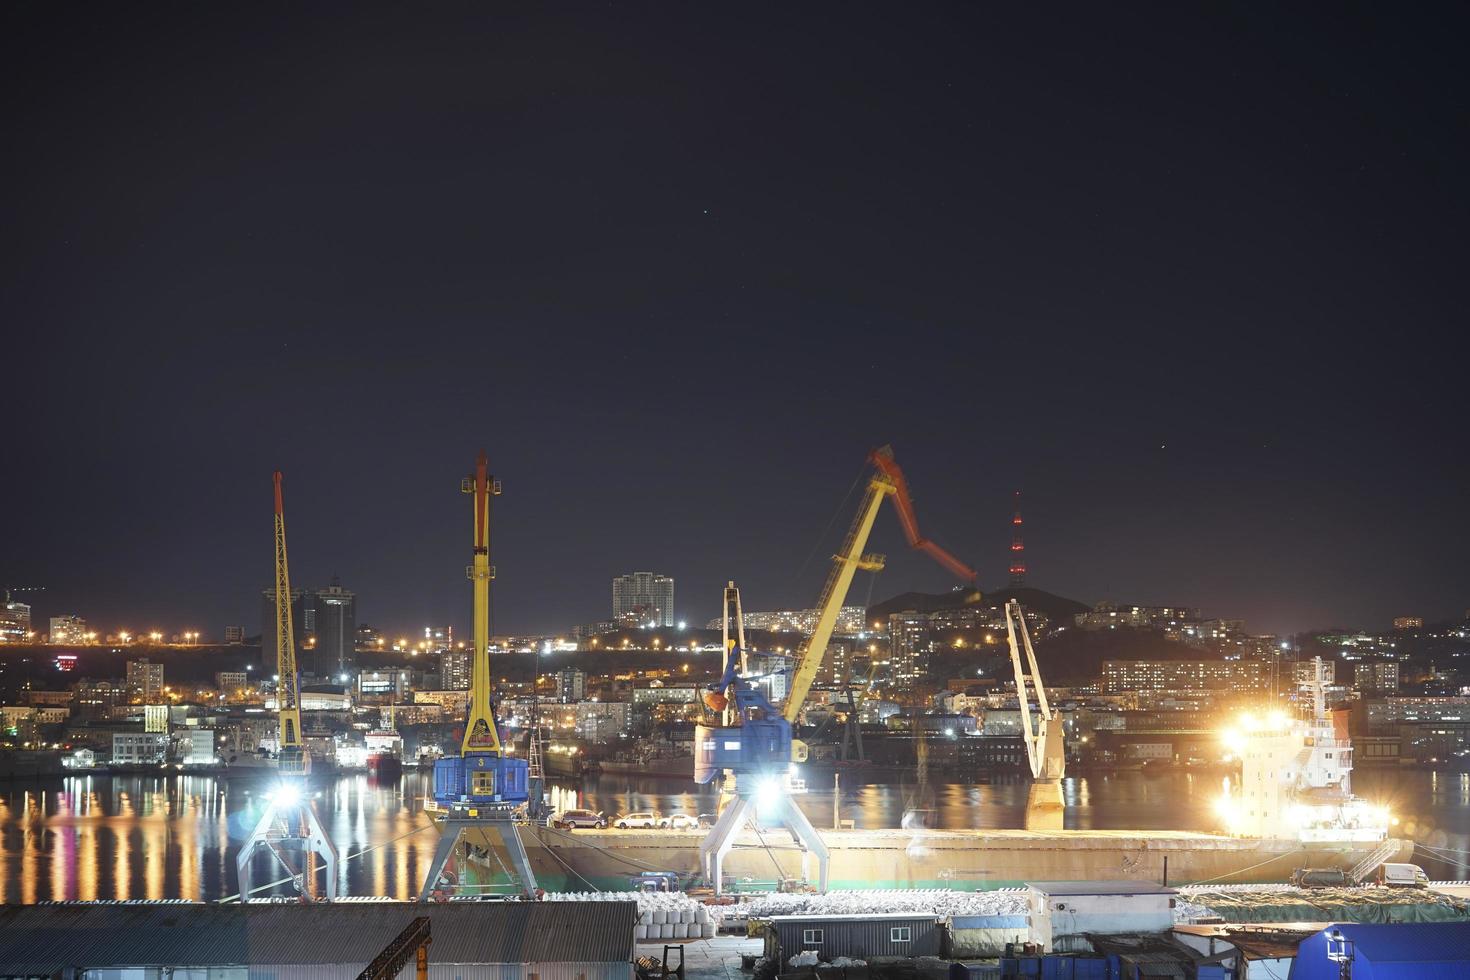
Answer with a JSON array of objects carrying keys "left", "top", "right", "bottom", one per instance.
[{"left": 0, "top": 767, "right": 1463, "bottom": 901}]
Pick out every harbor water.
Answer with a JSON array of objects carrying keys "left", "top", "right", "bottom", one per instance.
[{"left": 0, "top": 768, "right": 1464, "bottom": 902}]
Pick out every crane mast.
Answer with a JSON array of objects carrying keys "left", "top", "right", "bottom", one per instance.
[
  {"left": 422, "top": 450, "right": 537, "bottom": 901},
  {"left": 1004, "top": 598, "right": 1066, "bottom": 829},
  {"left": 784, "top": 445, "right": 978, "bottom": 725},
  {"left": 461, "top": 450, "right": 503, "bottom": 756},
  {"left": 272, "top": 471, "right": 304, "bottom": 771},
  {"left": 783, "top": 474, "right": 891, "bottom": 725},
  {"left": 236, "top": 471, "right": 338, "bottom": 901}
]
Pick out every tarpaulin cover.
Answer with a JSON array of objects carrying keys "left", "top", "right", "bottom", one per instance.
[{"left": 1185, "top": 887, "right": 1470, "bottom": 924}]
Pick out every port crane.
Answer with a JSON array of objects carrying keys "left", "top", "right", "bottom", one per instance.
[
  {"left": 1004, "top": 598, "right": 1066, "bottom": 830},
  {"left": 236, "top": 472, "right": 339, "bottom": 902},
  {"left": 696, "top": 446, "right": 977, "bottom": 894},
  {"left": 419, "top": 451, "right": 538, "bottom": 900}
]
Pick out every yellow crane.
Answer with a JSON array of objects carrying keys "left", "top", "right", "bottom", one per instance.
[
  {"left": 696, "top": 445, "right": 977, "bottom": 893},
  {"left": 236, "top": 471, "right": 338, "bottom": 902}
]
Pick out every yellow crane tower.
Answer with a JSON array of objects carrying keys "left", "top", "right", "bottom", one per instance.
[
  {"left": 420, "top": 450, "right": 537, "bottom": 900},
  {"left": 236, "top": 471, "right": 339, "bottom": 902}
]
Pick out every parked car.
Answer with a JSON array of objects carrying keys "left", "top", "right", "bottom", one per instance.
[
  {"left": 551, "top": 808, "right": 606, "bottom": 830},
  {"left": 614, "top": 811, "right": 662, "bottom": 829},
  {"left": 697, "top": 813, "right": 717, "bottom": 829},
  {"left": 1376, "top": 863, "right": 1429, "bottom": 888},
  {"left": 1290, "top": 867, "right": 1351, "bottom": 888},
  {"left": 663, "top": 813, "right": 700, "bottom": 830}
]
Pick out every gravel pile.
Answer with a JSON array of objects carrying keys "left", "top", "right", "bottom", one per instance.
[{"left": 725, "top": 888, "right": 1030, "bottom": 921}]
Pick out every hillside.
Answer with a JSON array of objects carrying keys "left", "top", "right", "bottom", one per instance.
[{"left": 868, "top": 586, "right": 1089, "bottom": 625}]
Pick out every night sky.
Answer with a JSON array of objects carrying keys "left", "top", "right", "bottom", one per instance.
[{"left": 3, "top": 4, "right": 1466, "bottom": 639}]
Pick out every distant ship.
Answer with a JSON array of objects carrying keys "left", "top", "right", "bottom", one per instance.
[
  {"left": 598, "top": 747, "right": 694, "bottom": 779},
  {"left": 365, "top": 729, "right": 404, "bottom": 781}
]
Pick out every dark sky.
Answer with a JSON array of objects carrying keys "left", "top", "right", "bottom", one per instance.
[{"left": 3, "top": 3, "right": 1466, "bottom": 640}]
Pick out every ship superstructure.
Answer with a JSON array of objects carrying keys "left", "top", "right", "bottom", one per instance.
[{"left": 1218, "top": 657, "right": 1389, "bottom": 843}]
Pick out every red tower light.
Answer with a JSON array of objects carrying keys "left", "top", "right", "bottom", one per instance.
[{"left": 1009, "top": 490, "right": 1026, "bottom": 586}]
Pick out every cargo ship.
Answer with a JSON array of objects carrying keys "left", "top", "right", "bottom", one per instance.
[{"left": 365, "top": 729, "right": 404, "bottom": 780}]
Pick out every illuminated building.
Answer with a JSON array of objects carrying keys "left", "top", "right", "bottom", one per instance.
[
  {"left": 1353, "top": 661, "right": 1399, "bottom": 694},
  {"left": 216, "top": 671, "right": 249, "bottom": 699},
  {"left": 612, "top": 571, "right": 674, "bottom": 627},
  {"left": 111, "top": 732, "right": 167, "bottom": 765},
  {"left": 575, "top": 701, "right": 631, "bottom": 742},
  {"left": 49, "top": 614, "right": 87, "bottom": 645},
  {"left": 704, "top": 606, "right": 867, "bottom": 635},
  {"left": 439, "top": 647, "right": 470, "bottom": 690},
  {"left": 312, "top": 581, "right": 356, "bottom": 677},
  {"left": 0, "top": 595, "right": 31, "bottom": 642},
  {"left": 424, "top": 624, "right": 452, "bottom": 652},
  {"left": 888, "top": 612, "right": 932, "bottom": 691},
  {"left": 125, "top": 658, "right": 164, "bottom": 704},
  {"left": 358, "top": 669, "right": 412, "bottom": 700},
  {"left": 556, "top": 668, "right": 586, "bottom": 703},
  {"left": 1101, "top": 659, "right": 1268, "bottom": 694},
  {"left": 1392, "top": 616, "right": 1423, "bottom": 631}
]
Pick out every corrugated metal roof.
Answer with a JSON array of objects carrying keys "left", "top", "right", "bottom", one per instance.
[
  {"left": 0, "top": 901, "right": 636, "bottom": 973},
  {"left": 764, "top": 913, "right": 941, "bottom": 922}
]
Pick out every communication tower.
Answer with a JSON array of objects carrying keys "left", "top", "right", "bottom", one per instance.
[{"left": 1009, "top": 491, "right": 1026, "bottom": 586}]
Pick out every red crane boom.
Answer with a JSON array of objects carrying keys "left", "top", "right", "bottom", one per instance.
[{"left": 867, "top": 445, "right": 978, "bottom": 585}]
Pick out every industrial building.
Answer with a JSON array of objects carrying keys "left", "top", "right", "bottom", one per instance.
[
  {"left": 763, "top": 912, "right": 945, "bottom": 963},
  {"left": 0, "top": 900, "right": 638, "bottom": 979}
]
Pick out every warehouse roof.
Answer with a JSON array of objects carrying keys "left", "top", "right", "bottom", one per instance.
[
  {"left": 765, "top": 913, "right": 942, "bottom": 922},
  {"left": 0, "top": 901, "right": 637, "bottom": 973}
]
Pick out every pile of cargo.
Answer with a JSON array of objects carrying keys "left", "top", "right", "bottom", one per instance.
[
  {"left": 544, "top": 891, "right": 720, "bottom": 939},
  {"left": 722, "top": 888, "right": 1030, "bottom": 925},
  {"left": 1176, "top": 884, "right": 1470, "bottom": 924}
]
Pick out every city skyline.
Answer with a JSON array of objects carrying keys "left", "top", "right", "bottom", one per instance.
[{"left": 2, "top": 5, "right": 1466, "bottom": 639}]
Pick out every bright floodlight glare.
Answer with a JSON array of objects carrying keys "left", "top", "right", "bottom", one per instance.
[
  {"left": 274, "top": 783, "right": 301, "bottom": 807},
  {"left": 755, "top": 776, "right": 783, "bottom": 810}
]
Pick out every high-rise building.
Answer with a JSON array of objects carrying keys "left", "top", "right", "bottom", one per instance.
[
  {"left": 1354, "top": 661, "right": 1400, "bottom": 695},
  {"left": 126, "top": 658, "right": 164, "bottom": 704},
  {"left": 888, "top": 612, "right": 932, "bottom": 691},
  {"left": 556, "top": 668, "right": 587, "bottom": 703},
  {"left": 260, "top": 588, "right": 310, "bottom": 669},
  {"left": 612, "top": 572, "right": 674, "bottom": 627},
  {"left": 312, "top": 581, "right": 357, "bottom": 678},
  {"left": 439, "top": 647, "right": 471, "bottom": 690},
  {"left": 49, "top": 615, "right": 87, "bottom": 645},
  {"left": 1, "top": 594, "right": 32, "bottom": 642},
  {"left": 223, "top": 625, "right": 245, "bottom": 644},
  {"left": 424, "top": 625, "right": 453, "bottom": 653}
]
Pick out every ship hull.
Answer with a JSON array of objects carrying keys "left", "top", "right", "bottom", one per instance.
[{"left": 429, "top": 821, "right": 1413, "bottom": 893}]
